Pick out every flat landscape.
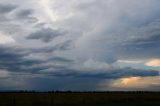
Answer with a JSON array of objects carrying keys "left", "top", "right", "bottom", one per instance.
[{"left": 0, "top": 92, "right": 160, "bottom": 106}]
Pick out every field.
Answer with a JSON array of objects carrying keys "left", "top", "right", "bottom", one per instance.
[{"left": 0, "top": 92, "right": 160, "bottom": 106}]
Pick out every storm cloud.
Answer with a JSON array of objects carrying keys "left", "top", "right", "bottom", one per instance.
[{"left": 0, "top": 0, "right": 160, "bottom": 91}]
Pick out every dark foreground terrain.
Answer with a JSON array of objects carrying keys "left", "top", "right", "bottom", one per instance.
[{"left": 0, "top": 92, "right": 160, "bottom": 106}]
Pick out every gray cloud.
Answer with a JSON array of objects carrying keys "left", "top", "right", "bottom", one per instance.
[
  {"left": 0, "top": 44, "right": 159, "bottom": 90},
  {"left": 0, "top": 3, "right": 17, "bottom": 14},
  {"left": 15, "top": 9, "right": 38, "bottom": 23},
  {"left": 49, "top": 57, "right": 74, "bottom": 63},
  {"left": 14, "top": 67, "right": 159, "bottom": 91},
  {"left": 0, "top": 45, "right": 75, "bottom": 74},
  {"left": 16, "top": 9, "right": 33, "bottom": 18},
  {"left": 37, "top": 64, "right": 159, "bottom": 80},
  {"left": 26, "top": 28, "right": 66, "bottom": 42},
  {"left": 0, "top": 46, "right": 44, "bottom": 72},
  {"left": 0, "top": 3, "right": 18, "bottom": 29},
  {"left": 23, "top": 40, "right": 73, "bottom": 55},
  {"left": 113, "top": 19, "right": 160, "bottom": 60}
]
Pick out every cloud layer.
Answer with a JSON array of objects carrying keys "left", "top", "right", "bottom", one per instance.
[{"left": 0, "top": 0, "right": 160, "bottom": 91}]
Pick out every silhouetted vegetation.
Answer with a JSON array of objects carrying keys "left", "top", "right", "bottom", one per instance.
[{"left": 0, "top": 91, "right": 159, "bottom": 106}]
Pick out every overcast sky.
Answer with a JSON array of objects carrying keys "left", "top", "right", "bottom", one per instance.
[{"left": 0, "top": 0, "right": 160, "bottom": 91}]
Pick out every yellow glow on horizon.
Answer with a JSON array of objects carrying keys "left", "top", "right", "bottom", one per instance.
[
  {"left": 121, "top": 77, "right": 140, "bottom": 86},
  {"left": 145, "top": 59, "right": 160, "bottom": 67},
  {"left": 111, "top": 76, "right": 160, "bottom": 88}
]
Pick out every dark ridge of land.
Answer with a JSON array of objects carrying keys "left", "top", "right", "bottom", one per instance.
[
  {"left": 0, "top": 92, "right": 160, "bottom": 106},
  {"left": 0, "top": 90, "right": 160, "bottom": 93}
]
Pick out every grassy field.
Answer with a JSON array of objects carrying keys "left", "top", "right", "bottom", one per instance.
[{"left": 0, "top": 92, "right": 160, "bottom": 106}]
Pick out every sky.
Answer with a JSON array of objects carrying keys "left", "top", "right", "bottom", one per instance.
[{"left": 0, "top": 0, "right": 160, "bottom": 91}]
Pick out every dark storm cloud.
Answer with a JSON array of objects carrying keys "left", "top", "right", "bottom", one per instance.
[
  {"left": 0, "top": 45, "right": 158, "bottom": 77},
  {"left": 130, "top": 20, "right": 160, "bottom": 45},
  {"left": 78, "top": 68, "right": 159, "bottom": 79},
  {"left": 26, "top": 28, "right": 66, "bottom": 42},
  {"left": 109, "top": 67, "right": 159, "bottom": 78},
  {"left": 0, "top": 3, "right": 17, "bottom": 14},
  {"left": 113, "top": 20, "right": 160, "bottom": 59},
  {"left": 26, "top": 67, "right": 159, "bottom": 91},
  {"left": 0, "top": 45, "right": 159, "bottom": 91},
  {"left": 116, "top": 41, "right": 160, "bottom": 59},
  {"left": 39, "top": 66, "right": 159, "bottom": 79},
  {"left": 0, "top": 46, "right": 44, "bottom": 72},
  {"left": 0, "top": 45, "right": 74, "bottom": 74}
]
